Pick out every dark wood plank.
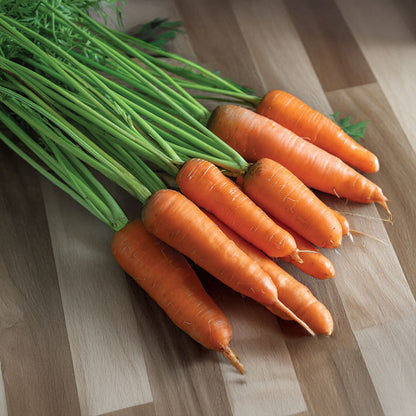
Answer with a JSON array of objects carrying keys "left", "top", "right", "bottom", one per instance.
[
  {"left": 284, "top": 0, "right": 376, "bottom": 92},
  {"left": 0, "top": 148, "right": 81, "bottom": 416},
  {"left": 326, "top": 82, "right": 416, "bottom": 297},
  {"left": 174, "top": 0, "right": 264, "bottom": 95}
]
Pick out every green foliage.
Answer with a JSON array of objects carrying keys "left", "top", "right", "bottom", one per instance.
[
  {"left": 329, "top": 112, "right": 369, "bottom": 142},
  {"left": 133, "top": 18, "right": 183, "bottom": 50}
]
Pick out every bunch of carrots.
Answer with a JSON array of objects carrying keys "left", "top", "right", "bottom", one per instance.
[{"left": 0, "top": 2, "right": 390, "bottom": 374}]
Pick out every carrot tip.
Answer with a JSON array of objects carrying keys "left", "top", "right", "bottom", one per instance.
[
  {"left": 221, "top": 346, "right": 245, "bottom": 374},
  {"left": 378, "top": 199, "right": 393, "bottom": 224},
  {"left": 273, "top": 299, "right": 316, "bottom": 336},
  {"left": 349, "top": 229, "right": 389, "bottom": 245}
]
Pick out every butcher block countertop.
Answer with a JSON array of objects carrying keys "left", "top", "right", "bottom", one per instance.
[{"left": 1, "top": 0, "right": 416, "bottom": 415}]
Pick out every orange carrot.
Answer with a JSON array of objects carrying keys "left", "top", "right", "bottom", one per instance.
[
  {"left": 111, "top": 219, "right": 244, "bottom": 373},
  {"left": 274, "top": 219, "right": 336, "bottom": 280},
  {"left": 329, "top": 208, "right": 350, "bottom": 236},
  {"left": 256, "top": 90, "right": 379, "bottom": 173},
  {"left": 207, "top": 213, "right": 333, "bottom": 335},
  {"left": 141, "top": 189, "right": 280, "bottom": 307},
  {"left": 209, "top": 105, "right": 388, "bottom": 209},
  {"left": 240, "top": 158, "right": 343, "bottom": 249},
  {"left": 176, "top": 158, "right": 299, "bottom": 259}
]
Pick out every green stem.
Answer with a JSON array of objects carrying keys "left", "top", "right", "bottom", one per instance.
[
  {"left": 0, "top": 110, "right": 128, "bottom": 231},
  {"left": 110, "top": 28, "right": 247, "bottom": 94},
  {"left": 0, "top": 86, "right": 152, "bottom": 203}
]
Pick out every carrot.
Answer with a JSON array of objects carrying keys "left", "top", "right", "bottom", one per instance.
[
  {"left": 239, "top": 158, "right": 343, "bottom": 249},
  {"left": 329, "top": 208, "right": 350, "bottom": 236},
  {"left": 273, "top": 219, "right": 336, "bottom": 280},
  {"left": 207, "top": 213, "right": 333, "bottom": 335},
  {"left": 176, "top": 158, "right": 299, "bottom": 259},
  {"left": 111, "top": 219, "right": 244, "bottom": 373},
  {"left": 141, "top": 189, "right": 280, "bottom": 307},
  {"left": 208, "top": 105, "right": 388, "bottom": 210},
  {"left": 256, "top": 90, "right": 379, "bottom": 173}
]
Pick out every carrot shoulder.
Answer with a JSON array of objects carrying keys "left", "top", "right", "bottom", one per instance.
[
  {"left": 241, "top": 158, "right": 343, "bottom": 249},
  {"left": 209, "top": 105, "right": 387, "bottom": 208},
  {"left": 141, "top": 189, "right": 279, "bottom": 307},
  {"left": 256, "top": 90, "right": 379, "bottom": 173},
  {"left": 207, "top": 213, "right": 333, "bottom": 335},
  {"left": 111, "top": 219, "right": 244, "bottom": 373},
  {"left": 176, "top": 158, "right": 298, "bottom": 259}
]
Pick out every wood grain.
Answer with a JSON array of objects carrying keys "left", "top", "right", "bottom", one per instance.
[
  {"left": 0, "top": 150, "right": 81, "bottom": 416},
  {"left": 326, "top": 83, "right": 416, "bottom": 297},
  {"left": 0, "top": 0, "right": 415, "bottom": 415},
  {"left": 0, "top": 361, "right": 9, "bottom": 416},
  {"left": 336, "top": 0, "right": 416, "bottom": 152},
  {"left": 41, "top": 181, "right": 153, "bottom": 416},
  {"left": 284, "top": 0, "right": 376, "bottom": 91}
]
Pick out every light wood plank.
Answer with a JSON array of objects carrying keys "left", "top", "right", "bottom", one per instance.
[
  {"left": 230, "top": 0, "right": 330, "bottom": 110},
  {"left": 323, "top": 199, "right": 415, "bottom": 331},
  {"left": 336, "top": 0, "right": 416, "bottom": 152},
  {"left": 355, "top": 313, "right": 416, "bottom": 416},
  {"left": 284, "top": 0, "right": 375, "bottom": 91},
  {"left": 127, "top": 272, "right": 233, "bottom": 416},
  {"left": 41, "top": 181, "right": 153, "bottom": 416},
  {"left": 326, "top": 83, "right": 416, "bottom": 297},
  {"left": 0, "top": 361, "right": 8, "bottom": 416},
  {"left": 213, "top": 284, "right": 307, "bottom": 416},
  {"left": 99, "top": 402, "right": 156, "bottom": 416}
]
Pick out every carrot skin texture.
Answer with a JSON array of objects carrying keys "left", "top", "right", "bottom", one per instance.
[
  {"left": 329, "top": 208, "right": 350, "bottom": 236},
  {"left": 209, "top": 105, "right": 387, "bottom": 205},
  {"left": 256, "top": 90, "right": 379, "bottom": 173},
  {"left": 176, "top": 158, "right": 298, "bottom": 258},
  {"left": 242, "top": 158, "right": 343, "bottom": 249},
  {"left": 141, "top": 189, "right": 279, "bottom": 306},
  {"left": 111, "top": 220, "right": 231, "bottom": 351},
  {"left": 207, "top": 214, "right": 333, "bottom": 335},
  {"left": 275, "top": 219, "right": 336, "bottom": 280}
]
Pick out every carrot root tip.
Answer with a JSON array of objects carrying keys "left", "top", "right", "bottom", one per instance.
[
  {"left": 349, "top": 229, "right": 389, "bottom": 246},
  {"left": 273, "top": 299, "right": 316, "bottom": 336},
  {"left": 378, "top": 199, "right": 393, "bottom": 224},
  {"left": 221, "top": 346, "right": 245, "bottom": 374}
]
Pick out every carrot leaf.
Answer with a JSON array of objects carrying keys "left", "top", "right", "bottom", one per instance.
[
  {"left": 329, "top": 112, "right": 369, "bottom": 142},
  {"left": 132, "top": 18, "right": 183, "bottom": 50}
]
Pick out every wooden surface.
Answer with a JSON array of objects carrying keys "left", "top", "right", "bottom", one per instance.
[{"left": 1, "top": 0, "right": 416, "bottom": 415}]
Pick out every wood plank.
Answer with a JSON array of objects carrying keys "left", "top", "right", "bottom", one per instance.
[
  {"left": 99, "top": 402, "right": 156, "bottom": 416},
  {"left": 126, "top": 273, "right": 233, "bottom": 416},
  {"left": 174, "top": 0, "right": 264, "bottom": 94},
  {"left": 122, "top": 0, "right": 199, "bottom": 61},
  {"left": 0, "top": 361, "right": 9, "bottom": 416},
  {"left": 321, "top": 198, "right": 415, "bottom": 331},
  {"left": 208, "top": 277, "right": 307, "bottom": 416},
  {"left": 355, "top": 313, "right": 416, "bottom": 416},
  {"left": 230, "top": 0, "right": 330, "bottom": 110},
  {"left": 326, "top": 82, "right": 416, "bottom": 297},
  {"left": 284, "top": 0, "right": 375, "bottom": 91},
  {"left": 336, "top": 0, "right": 416, "bottom": 152},
  {"left": 41, "top": 181, "right": 153, "bottom": 416},
  {"left": 279, "top": 266, "right": 384, "bottom": 416},
  {"left": 0, "top": 150, "right": 81, "bottom": 416}
]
